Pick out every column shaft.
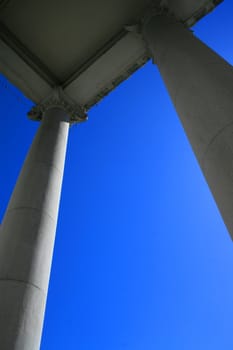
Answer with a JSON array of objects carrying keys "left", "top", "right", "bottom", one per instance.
[
  {"left": 0, "top": 107, "right": 69, "bottom": 349},
  {"left": 143, "top": 15, "right": 233, "bottom": 239}
]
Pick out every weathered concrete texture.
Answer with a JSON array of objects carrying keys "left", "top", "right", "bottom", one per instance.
[
  {"left": 0, "top": 107, "right": 69, "bottom": 349},
  {"left": 143, "top": 15, "right": 233, "bottom": 239}
]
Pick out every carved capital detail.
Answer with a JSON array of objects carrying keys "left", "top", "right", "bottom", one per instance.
[
  {"left": 141, "top": 1, "right": 174, "bottom": 28},
  {"left": 28, "top": 87, "right": 87, "bottom": 124},
  {"left": 125, "top": 1, "right": 174, "bottom": 37}
]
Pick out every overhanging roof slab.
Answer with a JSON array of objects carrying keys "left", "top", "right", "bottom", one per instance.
[
  {"left": 65, "top": 32, "right": 148, "bottom": 109},
  {"left": 0, "top": 0, "right": 152, "bottom": 82},
  {"left": 0, "top": 0, "right": 224, "bottom": 113},
  {"left": 0, "top": 38, "right": 51, "bottom": 102}
]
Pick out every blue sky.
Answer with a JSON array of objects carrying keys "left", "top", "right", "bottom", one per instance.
[{"left": 0, "top": 1, "right": 233, "bottom": 349}]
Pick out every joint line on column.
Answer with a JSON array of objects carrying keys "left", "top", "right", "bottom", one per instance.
[
  {"left": 0, "top": 278, "right": 46, "bottom": 295},
  {"left": 202, "top": 120, "right": 233, "bottom": 166},
  {"left": 6, "top": 206, "right": 56, "bottom": 223}
]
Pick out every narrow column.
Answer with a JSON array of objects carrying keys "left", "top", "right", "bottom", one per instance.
[
  {"left": 143, "top": 14, "right": 233, "bottom": 239},
  {"left": 0, "top": 107, "right": 69, "bottom": 349}
]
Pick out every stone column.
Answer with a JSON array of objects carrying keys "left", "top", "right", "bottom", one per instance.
[
  {"left": 143, "top": 14, "right": 233, "bottom": 239},
  {"left": 0, "top": 107, "right": 69, "bottom": 349}
]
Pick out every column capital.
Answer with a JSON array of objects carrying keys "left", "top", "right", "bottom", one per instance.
[
  {"left": 125, "top": 2, "right": 172, "bottom": 36},
  {"left": 28, "top": 87, "right": 88, "bottom": 124},
  {"left": 141, "top": 2, "right": 173, "bottom": 29}
]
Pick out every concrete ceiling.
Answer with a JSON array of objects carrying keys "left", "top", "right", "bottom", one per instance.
[
  {"left": 0, "top": 0, "right": 223, "bottom": 115},
  {"left": 0, "top": 0, "right": 153, "bottom": 81}
]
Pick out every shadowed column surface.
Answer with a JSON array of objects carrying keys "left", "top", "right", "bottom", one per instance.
[
  {"left": 143, "top": 14, "right": 233, "bottom": 239},
  {"left": 0, "top": 107, "right": 69, "bottom": 349}
]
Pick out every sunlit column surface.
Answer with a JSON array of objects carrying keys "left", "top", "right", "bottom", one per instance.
[
  {"left": 0, "top": 107, "right": 69, "bottom": 349},
  {"left": 143, "top": 14, "right": 233, "bottom": 239}
]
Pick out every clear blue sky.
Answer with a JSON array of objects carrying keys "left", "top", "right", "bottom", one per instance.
[{"left": 0, "top": 2, "right": 233, "bottom": 349}]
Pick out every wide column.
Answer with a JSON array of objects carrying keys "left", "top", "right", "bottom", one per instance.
[
  {"left": 0, "top": 107, "right": 69, "bottom": 349},
  {"left": 143, "top": 14, "right": 233, "bottom": 239}
]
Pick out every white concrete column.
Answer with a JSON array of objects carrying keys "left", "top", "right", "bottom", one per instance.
[
  {"left": 143, "top": 14, "right": 233, "bottom": 239},
  {"left": 0, "top": 107, "right": 69, "bottom": 349}
]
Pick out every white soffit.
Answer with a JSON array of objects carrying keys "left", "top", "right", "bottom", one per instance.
[
  {"left": 0, "top": 39, "right": 51, "bottom": 102},
  {"left": 0, "top": 0, "right": 223, "bottom": 112},
  {"left": 64, "top": 32, "right": 148, "bottom": 109}
]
